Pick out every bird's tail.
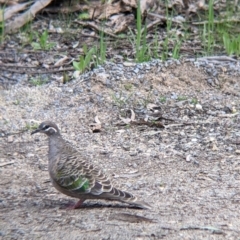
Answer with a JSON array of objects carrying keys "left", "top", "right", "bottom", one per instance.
[
  {"left": 121, "top": 197, "right": 152, "bottom": 210},
  {"left": 106, "top": 187, "right": 152, "bottom": 210}
]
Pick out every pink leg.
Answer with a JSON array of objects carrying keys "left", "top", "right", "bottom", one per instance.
[{"left": 66, "top": 199, "right": 85, "bottom": 210}]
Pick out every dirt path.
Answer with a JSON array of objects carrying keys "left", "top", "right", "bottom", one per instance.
[{"left": 1, "top": 62, "right": 240, "bottom": 239}]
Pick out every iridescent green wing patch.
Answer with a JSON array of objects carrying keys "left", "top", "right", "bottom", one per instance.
[{"left": 64, "top": 176, "right": 90, "bottom": 193}]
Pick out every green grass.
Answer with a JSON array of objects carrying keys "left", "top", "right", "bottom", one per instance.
[
  {"left": 97, "top": 28, "right": 107, "bottom": 65},
  {"left": 201, "top": 0, "right": 239, "bottom": 56},
  {"left": 127, "top": 0, "right": 151, "bottom": 62},
  {"left": 222, "top": 33, "right": 240, "bottom": 56},
  {"left": 30, "top": 77, "right": 48, "bottom": 86},
  {"left": 205, "top": 0, "right": 215, "bottom": 54},
  {"left": 176, "top": 95, "right": 188, "bottom": 101},
  {"left": 135, "top": 0, "right": 151, "bottom": 62},
  {"left": 159, "top": 96, "right": 167, "bottom": 103}
]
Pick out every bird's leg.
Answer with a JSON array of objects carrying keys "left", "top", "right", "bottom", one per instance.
[{"left": 66, "top": 199, "right": 85, "bottom": 210}]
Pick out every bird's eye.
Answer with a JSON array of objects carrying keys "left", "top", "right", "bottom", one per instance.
[{"left": 43, "top": 125, "right": 50, "bottom": 130}]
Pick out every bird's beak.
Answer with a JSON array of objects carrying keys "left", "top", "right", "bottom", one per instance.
[{"left": 31, "top": 128, "right": 40, "bottom": 135}]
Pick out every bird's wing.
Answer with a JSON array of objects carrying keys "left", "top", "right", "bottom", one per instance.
[{"left": 53, "top": 152, "right": 113, "bottom": 196}]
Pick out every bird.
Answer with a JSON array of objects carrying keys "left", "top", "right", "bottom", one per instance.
[{"left": 31, "top": 121, "right": 151, "bottom": 210}]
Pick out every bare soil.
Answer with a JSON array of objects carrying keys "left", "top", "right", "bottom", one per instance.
[{"left": 1, "top": 61, "right": 240, "bottom": 239}]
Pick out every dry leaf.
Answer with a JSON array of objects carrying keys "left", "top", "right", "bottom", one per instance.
[
  {"left": 119, "top": 116, "right": 132, "bottom": 124},
  {"left": 130, "top": 109, "right": 135, "bottom": 121},
  {"left": 54, "top": 56, "right": 69, "bottom": 67},
  {"left": 89, "top": 116, "right": 102, "bottom": 132}
]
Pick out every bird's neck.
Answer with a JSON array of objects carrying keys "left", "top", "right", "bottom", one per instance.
[{"left": 48, "top": 134, "right": 64, "bottom": 160}]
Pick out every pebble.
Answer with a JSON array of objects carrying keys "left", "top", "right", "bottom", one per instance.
[
  {"left": 195, "top": 103, "right": 203, "bottom": 111},
  {"left": 7, "top": 135, "right": 14, "bottom": 143},
  {"left": 129, "top": 151, "right": 138, "bottom": 156}
]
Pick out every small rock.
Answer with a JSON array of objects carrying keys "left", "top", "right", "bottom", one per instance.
[
  {"left": 26, "top": 153, "right": 35, "bottom": 158},
  {"left": 123, "top": 62, "right": 136, "bottom": 67},
  {"left": 7, "top": 135, "right": 14, "bottom": 143},
  {"left": 207, "top": 78, "right": 214, "bottom": 85},
  {"left": 186, "top": 155, "right": 192, "bottom": 162},
  {"left": 226, "top": 147, "right": 233, "bottom": 152},
  {"left": 122, "top": 145, "right": 130, "bottom": 151},
  {"left": 129, "top": 151, "right": 138, "bottom": 156},
  {"left": 235, "top": 150, "right": 240, "bottom": 154},
  {"left": 195, "top": 103, "right": 203, "bottom": 111},
  {"left": 132, "top": 163, "right": 138, "bottom": 168}
]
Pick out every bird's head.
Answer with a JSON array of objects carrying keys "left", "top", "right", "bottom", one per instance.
[{"left": 31, "top": 121, "right": 60, "bottom": 136}]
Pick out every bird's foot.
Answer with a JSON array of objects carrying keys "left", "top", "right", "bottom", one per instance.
[{"left": 66, "top": 199, "right": 85, "bottom": 210}]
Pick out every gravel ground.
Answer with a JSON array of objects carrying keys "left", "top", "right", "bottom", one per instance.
[{"left": 1, "top": 59, "right": 240, "bottom": 239}]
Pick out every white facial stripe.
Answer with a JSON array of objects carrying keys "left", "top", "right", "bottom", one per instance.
[{"left": 46, "top": 127, "right": 57, "bottom": 133}]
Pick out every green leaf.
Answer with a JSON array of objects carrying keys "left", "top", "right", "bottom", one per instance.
[
  {"left": 73, "top": 61, "right": 80, "bottom": 71},
  {"left": 78, "top": 12, "right": 89, "bottom": 20}
]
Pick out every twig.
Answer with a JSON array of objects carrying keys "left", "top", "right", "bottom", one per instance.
[
  {"left": 81, "top": 33, "right": 100, "bottom": 39},
  {"left": 218, "top": 112, "right": 239, "bottom": 118},
  {"left": 0, "top": 161, "right": 14, "bottom": 167},
  {"left": 148, "top": 12, "right": 185, "bottom": 24},
  {"left": 74, "top": 20, "right": 118, "bottom": 38},
  {"left": 144, "top": 19, "right": 162, "bottom": 33},
  {"left": 0, "top": 66, "right": 74, "bottom": 74},
  {"left": 164, "top": 123, "right": 193, "bottom": 128},
  {"left": 180, "top": 225, "right": 224, "bottom": 234},
  {"left": 196, "top": 56, "right": 237, "bottom": 62},
  {"left": 192, "top": 18, "right": 240, "bottom": 25},
  {"left": 0, "top": 130, "right": 27, "bottom": 137}
]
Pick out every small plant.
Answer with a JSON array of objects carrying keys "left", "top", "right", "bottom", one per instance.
[
  {"left": 142, "top": 90, "right": 154, "bottom": 107},
  {"left": 111, "top": 92, "right": 126, "bottom": 108},
  {"left": 124, "top": 83, "right": 133, "bottom": 91},
  {"left": 159, "top": 96, "right": 167, "bottom": 103},
  {"left": 190, "top": 98, "right": 198, "bottom": 105},
  {"left": 25, "top": 122, "right": 39, "bottom": 131},
  {"left": 176, "top": 95, "right": 188, "bottom": 101},
  {"left": 73, "top": 30, "right": 106, "bottom": 73},
  {"left": 20, "top": 31, "right": 34, "bottom": 47},
  {"left": 111, "top": 91, "right": 133, "bottom": 108},
  {"left": 30, "top": 77, "right": 47, "bottom": 86},
  {"left": 31, "top": 30, "right": 55, "bottom": 50},
  {"left": 73, "top": 44, "right": 96, "bottom": 72},
  {"left": 63, "top": 72, "right": 70, "bottom": 84},
  {"left": 13, "top": 99, "right": 20, "bottom": 105},
  {"left": 78, "top": 12, "right": 89, "bottom": 20}
]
